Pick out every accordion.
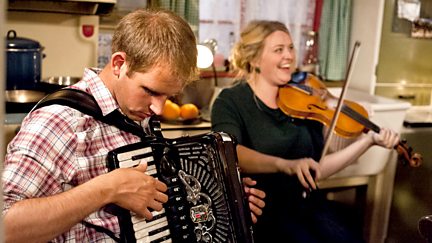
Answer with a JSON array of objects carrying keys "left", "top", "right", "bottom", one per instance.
[{"left": 107, "top": 131, "right": 254, "bottom": 243}]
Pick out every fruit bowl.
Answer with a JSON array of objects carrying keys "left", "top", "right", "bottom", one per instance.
[{"left": 161, "top": 100, "right": 200, "bottom": 124}]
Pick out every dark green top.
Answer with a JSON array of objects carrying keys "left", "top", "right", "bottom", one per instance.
[
  {"left": 211, "top": 81, "right": 324, "bottom": 161},
  {"left": 211, "top": 81, "right": 325, "bottom": 238}
]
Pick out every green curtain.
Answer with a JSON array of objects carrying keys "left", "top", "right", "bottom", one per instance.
[
  {"left": 318, "top": 0, "right": 352, "bottom": 81},
  {"left": 149, "top": 0, "right": 199, "bottom": 36}
]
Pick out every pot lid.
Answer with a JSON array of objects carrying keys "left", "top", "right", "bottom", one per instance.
[{"left": 6, "top": 30, "right": 42, "bottom": 50}]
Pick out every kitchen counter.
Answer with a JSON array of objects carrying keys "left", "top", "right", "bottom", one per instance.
[
  {"left": 161, "top": 120, "right": 211, "bottom": 131},
  {"left": 161, "top": 120, "right": 211, "bottom": 138},
  {"left": 403, "top": 106, "right": 432, "bottom": 128}
]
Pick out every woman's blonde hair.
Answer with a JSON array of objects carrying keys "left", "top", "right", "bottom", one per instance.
[
  {"left": 230, "top": 20, "right": 290, "bottom": 78},
  {"left": 112, "top": 8, "right": 198, "bottom": 85}
]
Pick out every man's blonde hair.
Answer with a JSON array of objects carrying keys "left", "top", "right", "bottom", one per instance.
[{"left": 112, "top": 8, "right": 199, "bottom": 85}]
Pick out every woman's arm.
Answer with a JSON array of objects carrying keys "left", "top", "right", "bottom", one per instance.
[
  {"left": 236, "top": 145, "right": 320, "bottom": 189},
  {"left": 319, "top": 128, "right": 400, "bottom": 179}
]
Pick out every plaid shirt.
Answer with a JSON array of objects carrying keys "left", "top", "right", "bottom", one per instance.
[{"left": 3, "top": 68, "right": 144, "bottom": 242}]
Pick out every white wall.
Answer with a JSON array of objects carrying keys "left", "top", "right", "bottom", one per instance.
[{"left": 350, "top": 0, "right": 385, "bottom": 94}]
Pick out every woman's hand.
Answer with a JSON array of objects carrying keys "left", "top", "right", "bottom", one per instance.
[
  {"left": 242, "top": 177, "right": 266, "bottom": 223},
  {"left": 370, "top": 127, "right": 400, "bottom": 148},
  {"left": 275, "top": 158, "right": 320, "bottom": 189}
]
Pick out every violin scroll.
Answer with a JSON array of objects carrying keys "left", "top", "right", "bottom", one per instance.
[{"left": 396, "top": 139, "right": 422, "bottom": 167}]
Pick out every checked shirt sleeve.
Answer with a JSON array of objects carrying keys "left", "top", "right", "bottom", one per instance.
[{"left": 2, "top": 106, "right": 79, "bottom": 214}]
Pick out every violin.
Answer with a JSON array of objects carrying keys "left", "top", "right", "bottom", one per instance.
[{"left": 277, "top": 71, "right": 422, "bottom": 168}]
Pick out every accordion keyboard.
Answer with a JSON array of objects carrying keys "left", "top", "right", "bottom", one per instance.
[{"left": 115, "top": 145, "right": 176, "bottom": 243}]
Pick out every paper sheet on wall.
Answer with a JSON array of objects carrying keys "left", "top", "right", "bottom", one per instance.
[{"left": 398, "top": 0, "right": 421, "bottom": 22}]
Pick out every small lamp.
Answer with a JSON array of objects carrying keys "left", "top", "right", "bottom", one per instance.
[
  {"left": 196, "top": 39, "right": 219, "bottom": 86},
  {"left": 196, "top": 39, "right": 218, "bottom": 68},
  {"left": 196, "top": 44, "right": 214, "bottom": 69}
]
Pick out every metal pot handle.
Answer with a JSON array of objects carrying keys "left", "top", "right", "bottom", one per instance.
[{"left": 7, "top": 30, "right": 17, "bottom": 39}]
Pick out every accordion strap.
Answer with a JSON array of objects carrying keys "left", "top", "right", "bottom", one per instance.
[
  {"left": 81, "top": 220, "right": 121, "bottom": 242},
  {"left": 31, "top": 88, "right": 148, "bottom": 138}
]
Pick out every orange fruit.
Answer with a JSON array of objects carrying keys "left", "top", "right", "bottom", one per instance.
[
  {"left": 180, "top": 103, "right": 199, "bottom": 120},
  {"left": 162, "top": 100, "right": 181, "bottom": 120}
]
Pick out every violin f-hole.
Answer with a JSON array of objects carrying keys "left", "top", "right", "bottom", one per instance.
[{"left": 307, "top": 103, "right": 327, "bottom": 112}]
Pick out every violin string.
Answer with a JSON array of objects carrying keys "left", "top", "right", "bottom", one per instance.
[
  {"left": 300, "top": 84, "right": 313, "bottom": 94},
  {"left": 293, "top": 83, "right": 313, "bottom": 95},
  {"left": 341, "top": 105, "right": 380, "bottom": 133}
]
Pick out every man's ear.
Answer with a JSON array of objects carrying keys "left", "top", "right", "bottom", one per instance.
[{"left": 111, "top": 52, "right": 127, "bottom": 77}]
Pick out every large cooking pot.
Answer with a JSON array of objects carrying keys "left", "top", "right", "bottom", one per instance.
[{"left": 6, "top": 30, "right": 45, "bottom": 93}]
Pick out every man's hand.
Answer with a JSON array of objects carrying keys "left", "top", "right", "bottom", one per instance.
[
  {"left": 109, "top": 163, "right": 168, "bottom": 220},
  {"left": 242, "top": 177, "right": 265, "bottom": 223}
]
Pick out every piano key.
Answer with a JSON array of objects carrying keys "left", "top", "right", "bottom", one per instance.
[
  {"left": 145, "top": 238, "right": 173, "bottom": 243},
  {"left": 118, "top": 147, "right": 152, "bottom": 162},
  {"left": 151, "top": 236, "right": 173, "bottom": 243},
  {"left": 119, "top": 159, "right": 141, "bottom": 168},
  {"left": 133, "top": 216, "right": 168, "bottom": 232},
  {"left": 135, "top": 225, "right": 170, "bottom": 241},
  {"left": 132, "top": 152, "right": 155, "bottom": 161},
  {"left": 149, "top": 229, "right": 171, "bottom": 242},
  {"left": 120, "top": 156, "right": 154, "bottom": 169},
  {"left": 131, "top": 209, "right": 166, "bottom": 223},
  {"left": 151, "top": 209, "right": 165, "bottom": 217},
  {"left": 146, "top": 164, "right": 157, "bottom": 176},
  {"left": 141, "top": 219, "right": 168, "bottom": 235}
]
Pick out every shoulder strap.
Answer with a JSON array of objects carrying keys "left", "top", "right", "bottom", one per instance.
[{"left": 32, "top": 88, "right": 149, "bottom": 138}]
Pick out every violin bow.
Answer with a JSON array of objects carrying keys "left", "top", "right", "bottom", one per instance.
[{"left": 319, "top": 41, "right": 362, "bottom": 161}]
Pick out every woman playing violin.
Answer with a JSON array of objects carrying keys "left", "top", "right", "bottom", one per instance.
[{"left": 210, "top": 20, "right": 400, "bottom": 243}]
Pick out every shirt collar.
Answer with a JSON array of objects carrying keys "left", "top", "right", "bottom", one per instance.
[{"left": 73, "top": 68, "right": 119, "bottom": 116}]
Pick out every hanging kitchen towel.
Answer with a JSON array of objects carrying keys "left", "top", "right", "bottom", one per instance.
[{"left": 318, "top": 0, "right": 352, "bottom": 81}]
